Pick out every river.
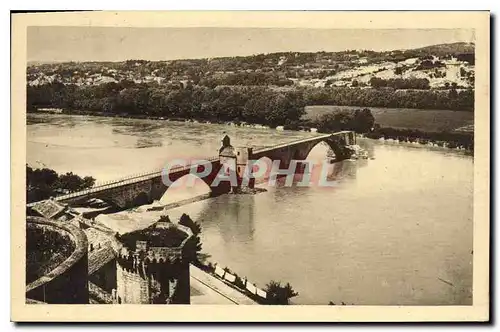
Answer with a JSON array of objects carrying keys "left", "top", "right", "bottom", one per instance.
[{"left": 27, "top": 113, "right": 473, "bottom": 305}]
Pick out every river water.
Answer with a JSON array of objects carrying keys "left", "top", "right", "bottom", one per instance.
[{"left": 27, "top": 114, "right": 473, "bottom": 305}]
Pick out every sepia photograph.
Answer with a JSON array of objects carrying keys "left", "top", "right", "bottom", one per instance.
[{"left": 11, "top": 11, "right": 490, "bottom": 322}]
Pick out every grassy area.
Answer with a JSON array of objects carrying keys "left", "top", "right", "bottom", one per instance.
[
  {"left": 119, "top": 226, "right": 189, "bottom": 249},
  {"left": 26, "top": 226, "right": 75, "bottom": 283},
  {"left": 304, "top": 105, "right": 474, "bottom": 133}
]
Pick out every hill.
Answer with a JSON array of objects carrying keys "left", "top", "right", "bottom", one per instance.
[
  {"left": 411, "top": 42, "right": 475, "bottom": 57},
  {"left": 26, "top": 42, "right": 475, "bottom": 91}
]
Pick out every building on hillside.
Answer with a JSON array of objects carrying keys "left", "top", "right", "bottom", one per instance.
[{"left": 445, "top": 57, "right": 462, "bottom": 81}]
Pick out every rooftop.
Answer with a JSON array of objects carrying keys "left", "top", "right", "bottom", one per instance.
[
  {"left": 88, "top": 246, "right": 116, "bottom": 275},
  {"left": 118, "top": 221, "right": 193, "bottom": 251},
  {"left": 30, "top": 199, "right": 67, "bottom": 219}
]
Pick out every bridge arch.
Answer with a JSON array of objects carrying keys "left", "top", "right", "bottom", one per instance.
[
  {"left": 157, "top": 173, "right": 213, "bottom": 205},
  {"left": 292, "top": 137, "right": 346, "bottom": 162}
]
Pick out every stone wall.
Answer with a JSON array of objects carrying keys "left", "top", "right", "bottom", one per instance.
[
  {"left": 89, "top": 258, "right": 117, "bottom": 293},
  {"left": 26, "top": 216, "right": 89, "bottom": 304},
  {"left": 116, "top": 263, "right": 149, "bottom": 304}
]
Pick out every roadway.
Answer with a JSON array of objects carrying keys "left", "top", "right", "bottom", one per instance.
[{"left": 189, "top": 265, "right": 258, "bottom": 305}]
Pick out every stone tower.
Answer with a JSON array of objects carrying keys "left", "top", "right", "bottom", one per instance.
[
  {"left": 115, "top": 220, "right": 195, "bottom": 304},
  {"left": 218, "top": 135, "right": 255, "bottom": 192}
]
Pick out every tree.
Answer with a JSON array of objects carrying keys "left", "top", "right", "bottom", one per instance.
[
  {"left": 157, "top": 215, "right": 172, "bottom": 223},
  {"left": 179, "top": 213, "right": 201, "bottom": 235},
  {"left": 178, "top": 214, "right": 203, "bottom": 263},
  {"left": 26, "top": 165, "right": 96, "bottom": 203},
  {"left": 264, "top": 280, "right": 298, "bottom": 305},
  {"left": 352, "top": 108, "right": 375, "bottom": 133},
  {"left": 314, "top": 111, "right": 352, "bottom": 133},
  {"left": 57, "top": 172, "right": 95, "bottom": 192}
]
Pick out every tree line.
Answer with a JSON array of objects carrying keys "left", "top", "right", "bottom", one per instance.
[
  {"left": 368, "top": 77, "right": 431, "bottom": 90},
  {"left": 309, "top": 108, "right": 375, "bottom": 134},
  {"left": 302, "top": 86, "right": 473, "bottom": 111},
  {"left": 27, "top": 82, "right": 473, "bottom": 127},
  {"left": 26, "top": 165, "right": 96, "bottom": 203},
  {"left": 27, "top": 82, "right": 306, "bottom": 128},
  {"left": 206, "top": 72, "right": 294, "bottom": 87},
  {"left": 365, "top": 127, "right": 474, "bottom": 151}
]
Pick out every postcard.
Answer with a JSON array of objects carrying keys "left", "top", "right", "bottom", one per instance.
[{"left": 11, "top": 10, "right": 490, "bottom": 322}]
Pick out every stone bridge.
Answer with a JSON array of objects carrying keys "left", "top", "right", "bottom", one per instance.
[{"left": 28, "top": 131, "right": 356, "bottom": 210}]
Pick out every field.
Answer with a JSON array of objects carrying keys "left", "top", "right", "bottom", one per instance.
[{"left": 304, "top": 105, "right": 474, "bottom": 133}]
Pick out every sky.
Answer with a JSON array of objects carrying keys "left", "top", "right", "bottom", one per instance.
[{"left": 27, "top": 27, "right": 475, "bottom": 63}]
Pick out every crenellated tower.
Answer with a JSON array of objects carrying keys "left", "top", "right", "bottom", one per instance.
[{"left": 115, "top": 220, "right": 195, "bottom": 304}]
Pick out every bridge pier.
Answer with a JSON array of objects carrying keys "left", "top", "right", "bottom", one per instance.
[
  {"left": 234, "top": 147, "right": 255, "bottom": 192},
  {"left": 345, "top": 131, "right": 356, "bottom": 145}
]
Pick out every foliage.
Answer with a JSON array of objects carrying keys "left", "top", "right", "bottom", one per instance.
[
  {"left": 57, "top": 172, "right": 95, "bottom": 192},
  {"left": 233, "top": 275, "right": 246, "bottom": 289},
  {"left": 179, "top": 213, "right": 202, "bottom": 235},
  {"left": 264, "top": 280, "right": 298, "bottom": 305},
  {"left": 364, "top": 127, "right": 474, "bottom": 151},
  {"left": 206, "top": 72, "right": 293, "bottom": 87},
  {"left": 119, "top": 221, "right": 189, "bottom": 249},
  {"left": 312, "top": 108, "right": 375, "bottom": 134},
  {"left": 26, "top": 165, "right": 96, "bottom": 203},
  {"left": 26, "top": 226, "right": 75, "bottom": 283},
  {"left": 27, "top": 81, "right": 473, "bottom": 133},
  {"left": 369, "top": 77, "right": 430, "bottom": 90},
  {"left": 302, "top": 86, "right": 473, "bottom": 111},
  {"left": 178, "top": 214, "right": 203, "bottom": 263},
  {"left": 157, "top": 215, "right": 171, "bottom": 223},
  {"left": 415, "top": 60, "right": 445, "bottom": 71},
  {"left": 27, "top": 83, "right": 308, "bottom": 127},
  {"left": 457, "top": 53, "right": 475, "bottom": 65}
]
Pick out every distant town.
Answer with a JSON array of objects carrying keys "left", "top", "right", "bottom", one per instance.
[{"left": 28, "top": 42, "right": 474, "bottom": 90}]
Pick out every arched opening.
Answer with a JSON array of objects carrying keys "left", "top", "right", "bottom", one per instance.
[
  {"left": 290, "top": 140, "right": 345, "bottom": 185},
  {"left": 132, "top": 192, "right": 150, "bottom": 207},
  {"left": 301, "top": 141, "right": 339, "bottom": 163},
  {"left": 159, "top": 174, "right": 211, "bottom": 206}
]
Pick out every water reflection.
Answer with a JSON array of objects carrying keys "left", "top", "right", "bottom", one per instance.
[
  {"left": 359, "top": 139, "right": 376, "bottom": 159},
  {"left": 197, "top": 194, "right": 256, "bottom": 244},
  {"left": 329, "top": 160, "right": 358, "bottom": 181}
]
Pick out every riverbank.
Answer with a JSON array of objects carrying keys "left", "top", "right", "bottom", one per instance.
[
  {"left": 363, "top": 127, "right": 474, "bottom": 153},
  {"left": 193, "top": 260, "right": 270, "bottom": 305},
  {"left": 28, "top": 109, "right": 474, "bottom": 152},
  {"left": 28, "top": 108, "right": 276, "bottom": 130},
  {"left": 189, "top": 264, "right": 259, "bottom": 305}
]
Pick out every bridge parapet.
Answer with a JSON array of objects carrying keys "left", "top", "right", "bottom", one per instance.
[
  {"left": 252, "top": 131, "right": 356, "bottom": 161},
  {"left": 27, "top": 156, "right": 221, "bottom": 209},
  {"left": 27, "top": 132, "right": 355, "bottom": 209}
]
